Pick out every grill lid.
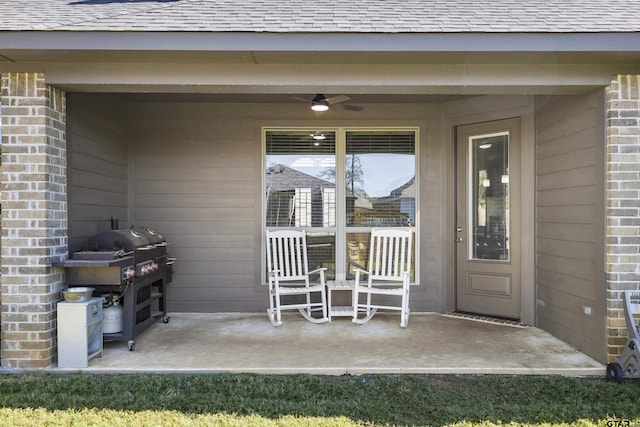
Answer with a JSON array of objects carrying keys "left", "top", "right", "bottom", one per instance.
[
  {"left": 135, "top": 226, "right": 167, "bottom": 246},
  {"left": 83, "top": 229, "right": 152, "bottom": 252}
]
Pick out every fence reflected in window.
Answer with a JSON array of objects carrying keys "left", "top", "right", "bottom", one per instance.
[
  {"left": 346, "top": 232, "right": 415, "bottom": 281},
  {"left": 346, "top": 131, "right": 415, "bottom": 227}
]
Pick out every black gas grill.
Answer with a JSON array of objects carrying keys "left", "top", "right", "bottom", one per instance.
[{"left": 62, "top": 226, "right": 175, "bottom": 351}]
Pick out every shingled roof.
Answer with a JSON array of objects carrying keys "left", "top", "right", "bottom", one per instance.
[{"left": 1, "top": 0, "right": 640, "bottom": 33}]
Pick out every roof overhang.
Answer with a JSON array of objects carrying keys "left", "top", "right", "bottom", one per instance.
[
  {"left": 2, "top": 31, "right": 640, "bottom": 62},
  {"left": 1, "top": 31, "right": 639, "bottom": 96}
]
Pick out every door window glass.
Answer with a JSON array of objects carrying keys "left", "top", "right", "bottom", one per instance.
[{"left": 469, "top": 132, "right": 509, "bottom": 261}]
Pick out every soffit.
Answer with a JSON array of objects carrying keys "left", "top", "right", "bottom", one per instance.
[
  {"left": 1, "top": 33, "right": 637, "bottom": 96},
  {"left": 119, "top": 93, "right": 472, "bottom": 104},
  {"left": 2, "top": 49, "right": 640, "bottom": 65}
]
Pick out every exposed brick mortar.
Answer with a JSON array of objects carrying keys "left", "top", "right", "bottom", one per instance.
[
  {"left": 606, "top": 74, "right": 640, "bottom": 362},
  {"left": 1, "top": 73, "right": 68, "bottom": 369}
]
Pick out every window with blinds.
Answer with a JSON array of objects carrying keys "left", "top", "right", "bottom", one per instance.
[
  {"left": 264, "top": 128, "right": 417, "bottom": 282},
  {"left": 265, "top": 130, "right": 336, "bottom": 228},
  {"left": 345, "top": 131, "right": 416, "bottom": 228}
]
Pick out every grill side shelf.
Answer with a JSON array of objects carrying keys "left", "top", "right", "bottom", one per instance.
[
  {"left": 59, "top": 256, "right": 134, "bottom": 268},
  {"left": 62, "top": 256, "right": 135, "bottom": 286}
]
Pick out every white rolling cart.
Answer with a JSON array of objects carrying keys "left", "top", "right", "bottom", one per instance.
[{"left": 57, "top": 297, "right": 103, "bottom": 368}]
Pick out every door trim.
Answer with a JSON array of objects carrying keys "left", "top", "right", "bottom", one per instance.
[
  {"left": 455, "top": 118, "right": 522, "bottom": 319},
  {"left": 444, "top": 96, "right": 535, "bottom": 325}
]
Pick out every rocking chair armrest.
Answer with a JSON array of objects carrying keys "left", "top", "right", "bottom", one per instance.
[
  {"left": 308, "top": 267, "right": 327, "bottom": 285},
  {"left": 354, "top": 268, "right": 370, "bottom": 285},
  {"left": 308, "top": 267, "right": 327, "bottom": 276}
]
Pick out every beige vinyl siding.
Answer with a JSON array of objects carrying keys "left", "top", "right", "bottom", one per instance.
[
  {"left": 126, "top": 102, "right": 440, "bottom": 313},
  {"left": 535, "top": 91, "right": 606, "bottom": 361},
  {"left": 443, "top": 95, "right": 536, "bottom": 320},
  {"left": 67, "top": 93, "right": 130, "bottom": 253},
  {"left": 66, "top": 95, "right": 573, "bottom": 318},
  {"left": 129, "top": 103, "right": 260, "bottom": 312}
]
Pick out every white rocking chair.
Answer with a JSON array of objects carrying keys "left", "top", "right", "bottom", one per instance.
[
  {"left": 266, "top": 229, "right": 329, "bottom": 326},
  {"left": 352, "top": 229, "right": 413, "bottom": 328}
]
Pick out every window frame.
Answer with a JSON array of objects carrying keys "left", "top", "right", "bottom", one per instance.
[{"left": 262, "top": 126, "right": 420, "bottom": 285}]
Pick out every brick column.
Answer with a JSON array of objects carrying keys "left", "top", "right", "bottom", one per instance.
[
  {"left": 606, "top": 75, "right": 640, "bottom": 362},
  {"left": 0, "top": 73, "right": 68, "bottom": 368}
]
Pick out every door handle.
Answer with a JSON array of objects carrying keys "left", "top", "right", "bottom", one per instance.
[{"left": 456, "top": 226, "right": 464, "bottom": 243}]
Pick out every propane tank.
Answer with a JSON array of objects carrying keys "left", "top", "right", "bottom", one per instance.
[{"left": 102, "top": 297, "right": 124, "bottom": 334}]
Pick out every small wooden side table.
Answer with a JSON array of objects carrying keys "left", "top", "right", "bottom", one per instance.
[{"left": 326, "top": 279, "right": 355, "bottom": 321}]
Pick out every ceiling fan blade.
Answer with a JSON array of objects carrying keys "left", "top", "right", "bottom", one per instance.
[
  {"left": 289, "top": 96, "right": 311, "bottom": 103},
  {"left": 289, "top": 94, "right": 362, "bottom": 111},
  {"left": 325, "top": 95, "right": 351, "bottom": 105},
  {"left": 339, "top": 103, "right": 364, "bottom": 112}
]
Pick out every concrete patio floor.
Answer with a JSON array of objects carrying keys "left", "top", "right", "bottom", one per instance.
[{"left": 67, "top": 312, "right": 605, "bottom": 376}]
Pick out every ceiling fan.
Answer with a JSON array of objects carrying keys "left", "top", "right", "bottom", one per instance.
[{"left": 290, "top": 94, "right": 363, "bottom": 112}]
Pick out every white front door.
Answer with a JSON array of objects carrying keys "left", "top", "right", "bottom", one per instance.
[{"left": 455, "top": 118, "right": 521, "bottom": 319}]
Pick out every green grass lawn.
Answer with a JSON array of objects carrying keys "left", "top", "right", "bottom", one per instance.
[{"left": 0, "top": 373, "right": 638, "bottom": 426}]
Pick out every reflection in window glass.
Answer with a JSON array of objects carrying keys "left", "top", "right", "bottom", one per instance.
[
  {"left": 345, "top": 131, "right": 416, "bottom": 227},
  {"left": 307, "top": 232, "right": 336, "bottom": 280},
  {"left": 346, "top": 232, "right": 415, "bottom": 281},
  {"left": 265, "top": 131, "right": 336, "bottom": 227},
  {"left": 470, "top": 133, "right": 510, "bottom": 261},
  {"left": 264, "top": 128, "right": 417, "bottom": 283},
  {"left": 265, "top": 131, "right": 337, "bottom": 279}
]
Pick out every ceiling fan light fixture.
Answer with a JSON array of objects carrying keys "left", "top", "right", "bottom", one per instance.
[{"left": 311, "top": 94, "right": 330, "bottom": 111}]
